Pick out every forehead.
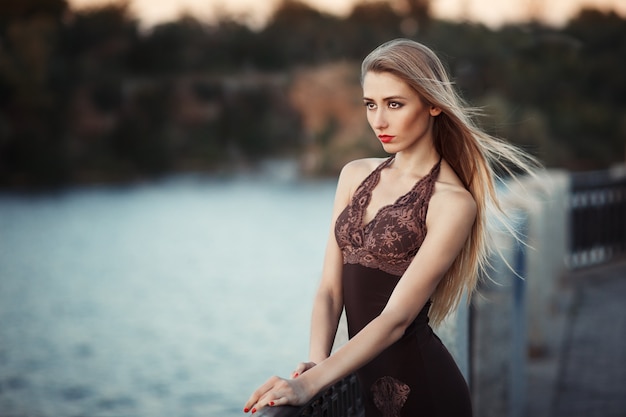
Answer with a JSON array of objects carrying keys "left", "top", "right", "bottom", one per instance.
[{"left": 362, "top": 71, "right": 416, "bottom": 98}]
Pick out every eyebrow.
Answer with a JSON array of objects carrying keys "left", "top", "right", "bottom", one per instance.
[{"left": 362, "top": 95, "right": 408, "bottom": 101}]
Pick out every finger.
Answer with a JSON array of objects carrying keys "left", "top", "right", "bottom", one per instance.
[
  {"left": 292, "top": 361, "right": 314, "bottom": 378},
  {"left": 253, "top": 377, "right": 294, "bottom": 411},
  {"left": 270, "top": 396, "right": 288, "bottom": 406},
  {"left": 244, "top": 376, "right": 279, "bottom": 412},
  {"left": 248, "top": 394, "right": 277, "bottom": 414},
  {"left": 292, "top": 361, "right": 316, "bottom": 378},
  {"left": 292, "top": 363, "right": 306, "bottom": 378}
]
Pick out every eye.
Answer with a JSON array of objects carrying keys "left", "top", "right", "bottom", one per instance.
[
  {"left": 388, "top": 101, "right": 403, "bottom": 109},
  {"left": 364, "top": 101, "right": 377, "bottom": 110}
]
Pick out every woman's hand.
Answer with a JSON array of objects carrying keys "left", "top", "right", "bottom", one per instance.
[
  {"left": 243, "top": 375, "right": 313, "bottom": 414},
  {"left": 291, "top": 361, "right": 317, "bottom": 379}
]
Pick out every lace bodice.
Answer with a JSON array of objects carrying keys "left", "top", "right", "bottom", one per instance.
[{"left": 334, "top": 156, "right": 441, "bottom": 276}]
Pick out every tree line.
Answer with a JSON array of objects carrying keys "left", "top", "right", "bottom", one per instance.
[{"left": 1, "top": 0, "right": 625, "bottom": 187}]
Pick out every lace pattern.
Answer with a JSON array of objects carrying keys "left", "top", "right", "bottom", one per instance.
[
  {"left": 371, "top": 376, "right": 411, "bottom": 417},
  {"left": 335, "top": 157, "right": 441, "bottom": 276}
]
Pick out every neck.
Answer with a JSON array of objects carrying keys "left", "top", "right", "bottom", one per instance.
[{"left": 392, "top": 146, "right": 440, "bottom": 176}]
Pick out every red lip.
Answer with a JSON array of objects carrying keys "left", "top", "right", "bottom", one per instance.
[{"left": 378, "top": 135, "right": 394, "bottom": 143}]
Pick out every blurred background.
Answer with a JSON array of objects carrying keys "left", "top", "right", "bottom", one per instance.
[
  {"left": 0, "top": 0, "right": 624, "bottom": 416},
  {"left": 1, "top": 0, "right": 625, "bottom": 186}
]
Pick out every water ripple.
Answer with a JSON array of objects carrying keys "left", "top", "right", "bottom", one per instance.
[{"left": 0, "top": 177, "right": 335, "bottom": 417}]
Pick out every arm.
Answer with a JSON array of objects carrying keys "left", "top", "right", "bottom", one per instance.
[
  {"left": 244, "top": 168, "right": 476, "bottom": 413},
  {"left": 302, "top": 161, "right": 365, "bottom": 369},
  {"left": 305, "top": 234, "right": 344, "bottom": 366},
  {"left": 292, "top": 189, "right": 477, "bottom": 395}
]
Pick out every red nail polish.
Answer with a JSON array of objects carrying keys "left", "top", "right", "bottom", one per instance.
[
  {"left": 270, "top": 401, "right": 275, "bottom": 406},
  {"left": 294, "top": 372, "right": 299, "bottom": 377},
  {"left": 244, "top": 408, "right": 249, "bottom": 413},
  {"left": 251, "top": 408, "right": 257, "bottom": 414}
]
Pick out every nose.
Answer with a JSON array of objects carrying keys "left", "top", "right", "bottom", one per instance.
[{"left": 371, "top": 108, "right": 388, "bottom": 130}]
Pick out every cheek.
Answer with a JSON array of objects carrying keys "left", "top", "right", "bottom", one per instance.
[{"left": 407, "top": 112, "right": 431, "bottom": 131}]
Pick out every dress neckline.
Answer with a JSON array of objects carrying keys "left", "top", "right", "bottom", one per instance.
[{"left": 360, "top": 156, "right": 442, "bottom": 228}]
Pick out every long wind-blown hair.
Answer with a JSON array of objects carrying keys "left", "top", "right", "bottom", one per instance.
[{"left": 361, "top": 38, "right": 538, "bottom": 326}]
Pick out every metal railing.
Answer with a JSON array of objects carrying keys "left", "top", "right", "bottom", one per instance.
[
  {"left": 569, "top": 167, "right": 626, "bottom": 268},
  {"left": 256, "top": 374, "right": 364, "bottom": 417}
]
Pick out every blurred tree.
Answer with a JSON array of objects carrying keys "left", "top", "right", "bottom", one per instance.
[
  {"left": 1, "top": 0, "right": 624, "bottom": 187},
  {"left": 560, "top": 18, "right": 619, "bottom": 167},
  {"left": 110, "top": 82, "right": 173, "bottom": 175},
  {"left": 258, "top": 0, "right": 340, "bottom": 68},
  {"left": 0, "top": 0, "right": 67, "bottom": 25},
  {"left": 59, "top": 2, "right": 138, "bottom": 180},
  {"left": 129, "top": 16, "right": 206, "bottom": 74},
  {"left": 0, "top": 0, "right": 71, "bottom": 185},
  {"left": 392, "top": 0, "right": 431, "bottom": 33},
  {"left": 205, "top": 19, "right": 261, "bottom": 71},
  {"left": 214, "top": 81, "right": 302, "bottom": 161},
  {"left": 343, "top": 2, "right": 404, "bottom": 57}
]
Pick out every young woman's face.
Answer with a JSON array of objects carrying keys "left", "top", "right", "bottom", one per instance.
[{"left": 362, "top": 71, "right": 441, "bottom": 153}]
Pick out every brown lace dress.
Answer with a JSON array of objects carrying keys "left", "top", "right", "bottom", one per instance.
[{"left": 335, "top": 157, "right": 473, "bottom": 417}]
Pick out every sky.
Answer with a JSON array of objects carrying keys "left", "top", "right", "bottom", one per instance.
[{"left": 68, "top": 0, "right": 626, "bottom": 29}]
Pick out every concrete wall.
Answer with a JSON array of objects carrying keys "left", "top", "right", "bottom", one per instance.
[{"left": 471, "top": 171, "right": 571, "bottom": 417}]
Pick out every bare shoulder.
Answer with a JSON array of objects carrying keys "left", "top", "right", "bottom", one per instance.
[
  {"left": 429, "top": 162, "right": 477, "bottom": 222},
  {"left": 338, "top": 157, "right": 387, "bottom": 191},
  {"left": 331, "top": 157, "right": 388, "bottom": 212},
  {"left": 340, "top": 157, "right": 386, "bottom": 178}
]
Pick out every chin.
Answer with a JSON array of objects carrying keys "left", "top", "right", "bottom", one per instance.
[{"left": 380, "top": 142, "right": 400, "bottom": 154}]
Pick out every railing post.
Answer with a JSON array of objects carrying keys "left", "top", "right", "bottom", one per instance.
[
  {"left": 569, "top": 167, "right": 626, "bottom": 267},
  {"left": 509, "top": 216, "right": 527, "bottom": 417}
]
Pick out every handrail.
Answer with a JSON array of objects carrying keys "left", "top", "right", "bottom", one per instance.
[
  {"left": 569, "top": 167, "right": 626, "bottom": 268},
  {"left": 256, "top": 374, "right": 364, "bottom": 417}
]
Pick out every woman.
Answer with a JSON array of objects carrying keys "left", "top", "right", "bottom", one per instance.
[{"left": 244, "top": 39, "right": 535, "bottom": 416}]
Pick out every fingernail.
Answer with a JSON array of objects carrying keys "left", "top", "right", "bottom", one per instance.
[
  {"left": 294, "top": 372, "right": 299, "bottom": 378},
  {"left": 270, "top": 401, "right": 275, "bottom": 406},
  {"left": 244, "top": 408, "right": 249, "bottom": 413},
  {"left": 251, "top": 408, "right": 257, "bottom": 414}
]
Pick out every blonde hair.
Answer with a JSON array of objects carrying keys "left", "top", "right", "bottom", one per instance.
[{"left": 362, "top": 38, "right": 537, "bottom": 326}]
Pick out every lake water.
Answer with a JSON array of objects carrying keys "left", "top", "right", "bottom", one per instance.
[{"left": 0, "top": 174, "right": 337, "bottom": 417}]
